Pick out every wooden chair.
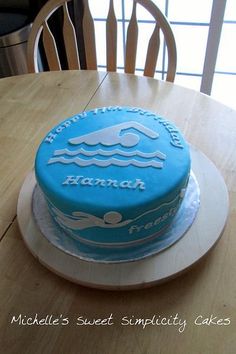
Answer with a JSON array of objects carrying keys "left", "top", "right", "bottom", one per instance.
[{"left": 27, "top": 0, "right": 177, "bottom": 81}]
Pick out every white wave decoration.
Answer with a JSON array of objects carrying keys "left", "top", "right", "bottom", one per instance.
[
  {"left": 48, "top": 156, "right": 164, "bottom": 168},
  {"left": 53, "top": 148, "right": 166, "bottom": 160}
]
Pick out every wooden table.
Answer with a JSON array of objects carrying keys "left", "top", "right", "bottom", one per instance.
[{"left": 0, "top": 71, "right": 235, "bottom": 354}]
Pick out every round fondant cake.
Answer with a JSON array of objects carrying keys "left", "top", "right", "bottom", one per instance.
[{"left": 35, "top": 106, "right": 191, "bottom": 248}]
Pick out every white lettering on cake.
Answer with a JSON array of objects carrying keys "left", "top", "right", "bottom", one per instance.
[
  {"left": 94, "top": 178, "right": 106, "bottom": 187},
  {"left": 120, "top": 180, "right": 134, "bottom": 189},
  {"left": 131, "top": 179, "right": 146, "bottom": 190},
  {"left": 44, "top": 113, "right": 87, "bottom": 143},
  {"left": 45, "top": 132, "right": 57, "bottom": 143},
  {"left": 45, "top": 107, "right": 163, "bottom": 146},
  {"left": 157, "top": 118, "right": 184, "bottom": 149},
  {"left": 43, "top": 107, "right": 183, "bottom": 155},
  {"left": 128, "top": 207, "right": 178, "bottom": 234},
  {"left": 92, "top": 106, "right": 122, "bottom": 115},
  {"left": 56, "top": 126, "right": 64, "bottom": 133},
  {"left": 62, "top": 175, "right": 146, "bottom": 190},
  {"left": 80, "top": 177, "right": 94, "bottom": 186},
  {"left": 62, "top": 120, "right": 72, "bottom": 128},
  {"left": 62, "top": 175, "right": 83, "bottom": 185},
  {"left": 126, "top": 107, "right": 156, "bottom": 117},
  {"left": 43, "top": 107, "right": 169, "bottom": 145},
  {"left": 127, "top": 108, "right": 141, "bottom": 113},
  {"left": 70, "top": 116, "right": 80, "bottom": 123},
  {"left": 106, "top": 179, "right": 118, "bottom": 188}
]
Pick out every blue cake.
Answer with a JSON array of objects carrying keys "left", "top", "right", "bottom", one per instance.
[{"left": 35, "top": 107, "right": 190, "bottom": 248}]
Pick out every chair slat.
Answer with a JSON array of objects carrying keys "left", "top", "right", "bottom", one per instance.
[
  {"left": 83, "top": 0, "right": 97, "bottom": 69},
  {"left": 106, "top": 0, "right": 117, "bottom": 72},
  {"left": 63, "top": 3, "right": 80, "bottom": 69},
  {"left": 42, "top": 21, "right": 61, "bottom": 71},
  {"left": 144, "top": 24, "right": 160, "bottom": 77},
  {"left": 125, "top": 1, "right": 138, "bottom": 74},
  {"left": 27, "top": 0, "right": 177, "bottom": 80}
]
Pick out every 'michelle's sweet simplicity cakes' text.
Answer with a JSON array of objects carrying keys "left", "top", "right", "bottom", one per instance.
[{"left": 10, "top": 313, "right": 231, "bottom": 333}]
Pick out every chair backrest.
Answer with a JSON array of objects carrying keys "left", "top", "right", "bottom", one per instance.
[{"left": 27, "top": 0, "right": 177, "bottom": 81}]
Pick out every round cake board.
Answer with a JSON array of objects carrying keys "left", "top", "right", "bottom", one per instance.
[{"left": 17, "top": 146, "right": 229, "bottom": 290}]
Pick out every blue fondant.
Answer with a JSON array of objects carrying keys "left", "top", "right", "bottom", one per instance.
[{"left": 35, "top": 107, "right": 191, "bottom": 247}]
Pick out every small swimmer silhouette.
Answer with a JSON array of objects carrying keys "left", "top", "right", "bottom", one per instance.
[
  {"left": 68, "top": 121, "right": 159, "bottom": 147},
  {"left": 52, "top": 207, "right": 132, "bottom": 230}
]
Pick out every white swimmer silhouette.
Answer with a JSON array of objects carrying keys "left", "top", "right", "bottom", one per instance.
[
  {"left": 48, "top": 121, "right": 166, "bottom": 168},
  {"left": 68, "top": 121, "right": 159, "bottom": 147},
  {"left": 52, "top": 207, "right": 131, "bottom": 230}
]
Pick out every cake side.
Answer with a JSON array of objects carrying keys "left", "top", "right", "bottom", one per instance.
[{"left": 35, "top": 107, "right": 190, "bottom": 246}]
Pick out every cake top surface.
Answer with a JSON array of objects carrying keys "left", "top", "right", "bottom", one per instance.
[{"left": 35, "top": 106, "right": 190, "bottom": 218}]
